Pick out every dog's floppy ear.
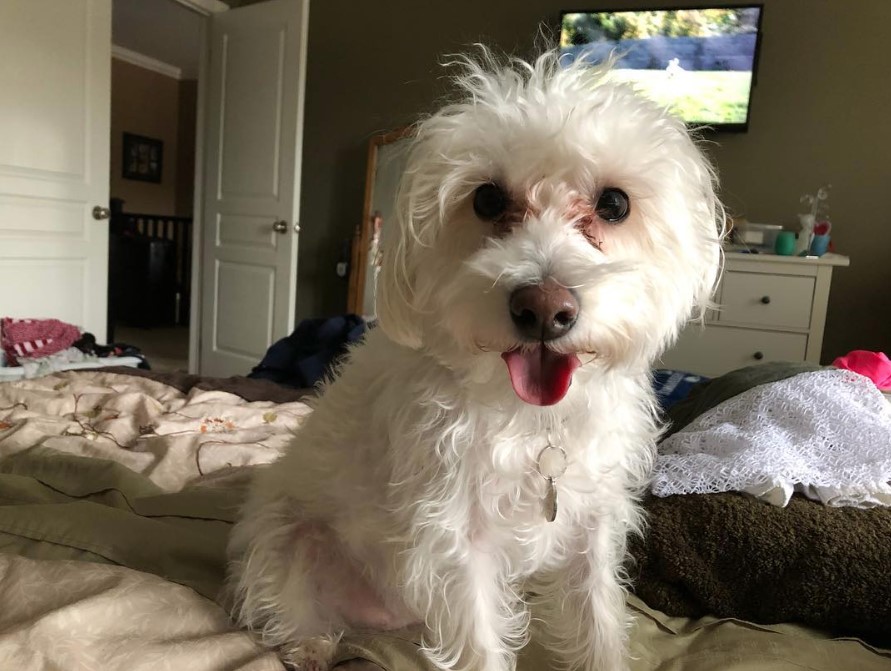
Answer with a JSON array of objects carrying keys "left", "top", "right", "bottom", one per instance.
[
  {"left": 688, "top": 146, "right": 726, "bottom": 322},
  {"left": 375, "top": 144, "right": 425, "bottom": 349},
  {"left": 376, "top": 226, "right": 423, "bottom": 349}
]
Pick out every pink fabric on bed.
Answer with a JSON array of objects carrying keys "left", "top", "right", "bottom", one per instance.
[
  {"left": 1, "top": 317, "right": 81, "bottom": 366},
  {"left": 832, "top": 350, "right": 891, "bottom": 390}
]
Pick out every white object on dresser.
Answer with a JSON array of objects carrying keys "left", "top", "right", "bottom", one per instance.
[{"left": 660, "top": 252, "right": 850, "bottom": 377}]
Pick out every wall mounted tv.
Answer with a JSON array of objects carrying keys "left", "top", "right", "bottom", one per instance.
[{"left": 560, "top": 6, "right": 764, "bottom": 131}]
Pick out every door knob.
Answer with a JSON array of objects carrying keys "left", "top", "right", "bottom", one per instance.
[
  {"left": 272, "top": 220, "right": 288, "bottom": 233},
  {"left": 92, "top": 205, "right": 110, "bottom": 220}
]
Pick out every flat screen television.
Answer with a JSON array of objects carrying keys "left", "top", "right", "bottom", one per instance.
[{"left": 560, "top": 6, "right": 764, "bottom": 131}]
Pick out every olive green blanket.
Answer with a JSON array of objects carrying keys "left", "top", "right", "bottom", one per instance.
[{"left": 1, "top": 446, "right": 887, "bottom": 671}]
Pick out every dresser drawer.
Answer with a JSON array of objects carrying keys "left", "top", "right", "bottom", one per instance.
[
  {"left": 718, "top": 271, "right": 815, "bottom": 329},
  {"left": 660, "top": 325, "right": 808, "bottom": 377}
]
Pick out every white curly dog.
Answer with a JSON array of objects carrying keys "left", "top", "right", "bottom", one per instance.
[{"left": 228, "top": 49, "right": 723, "bottom": 671}]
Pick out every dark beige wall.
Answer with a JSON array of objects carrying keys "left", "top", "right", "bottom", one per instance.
[
  {"left": 110, "top": 59, "right": 180, "bottom": 215},
  {"left": 709, "top": 1, "right": 891, "bottom": 361},
  {"left": 298, "top": 0, "right": 890, "bottom": 362}
]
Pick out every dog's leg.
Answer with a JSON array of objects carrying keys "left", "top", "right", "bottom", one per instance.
[
  {"left": 230, "top": 495, "right": 421, "bottom": 669},
  {"left": 406, "top": 542, "right": 524, "bottom": 671},
  {"left": 228, "top": 496, "right": 341, "bottom": 668},
  {"left": 530, "top": 516, "right": 631, "bottom": 671}
]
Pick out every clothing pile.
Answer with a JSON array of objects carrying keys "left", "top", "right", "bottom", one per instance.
[
  {"left": 1, "top": 318, "right": 81, "bottom": 364},
  {"left": 248, "top": 314, "right": 368, "bottom": 389},
  {"left": 653, "top": 365, "right": 891, "bottom": 507},
  {"left": 0, "top": 317, "right": 145, "bottom": 377}
]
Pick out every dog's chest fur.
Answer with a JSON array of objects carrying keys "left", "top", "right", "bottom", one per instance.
[{"left": 290, "top": 331, "right": 653, "bottom": 582}]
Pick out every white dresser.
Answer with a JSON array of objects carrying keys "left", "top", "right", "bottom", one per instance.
[{"left": 660, "top": 252, "right": 850, "bottom": 377}]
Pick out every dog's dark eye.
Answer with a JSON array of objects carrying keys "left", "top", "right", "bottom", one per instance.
[
  {"left": 595, "top": 188, "right": 630, "bottom": 223},
  {"left": 473, "top": 183, "right": 508, "bottom": 220}
]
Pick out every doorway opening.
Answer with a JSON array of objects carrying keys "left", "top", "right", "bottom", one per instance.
[{"left": 107, "top": 0, "right": 203, "bottom": 372}]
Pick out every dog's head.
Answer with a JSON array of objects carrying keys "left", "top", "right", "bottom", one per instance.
[{"left": 377, "top": 50, "right": 723, "bottom": 406}]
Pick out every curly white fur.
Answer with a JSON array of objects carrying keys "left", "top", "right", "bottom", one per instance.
[{"left": 228, "top": 48, "right": 723, "bottom": 671}]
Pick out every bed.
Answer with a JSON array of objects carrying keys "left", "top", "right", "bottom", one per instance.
[{"left": 0, "top": 366, "right": 888, "bottom": 670}]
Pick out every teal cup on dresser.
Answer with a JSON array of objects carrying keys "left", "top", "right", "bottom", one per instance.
[
  {"left": 774, "top": 231, "right": 796, "bottom": 256},
  {"left": 810, "top": 234, "right": 831, "bottom": 256}
]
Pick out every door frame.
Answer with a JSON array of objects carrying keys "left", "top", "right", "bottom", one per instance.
[
  {"left": 151, "top": 0, "right": 227, "bottom": 373},
  {"left": 188, "top": 7, "right": 210, "bottom": 373}
]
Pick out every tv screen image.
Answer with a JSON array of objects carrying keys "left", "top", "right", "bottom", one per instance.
[{"left": 560, "top": 6, "right": 763, "bottom": 129}]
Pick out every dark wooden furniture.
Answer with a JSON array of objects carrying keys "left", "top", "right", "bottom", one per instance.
[{"left": 108, "top": 202, "right": 193, "bottom": 340}]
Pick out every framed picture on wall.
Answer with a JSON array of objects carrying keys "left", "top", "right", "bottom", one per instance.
[{"left": 122, "top": 132, "right": 163, "bottom": 183}]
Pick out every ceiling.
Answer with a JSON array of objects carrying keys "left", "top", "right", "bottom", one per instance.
[{"left": 112, "top": 0, "right": 205, "bottom": 79}]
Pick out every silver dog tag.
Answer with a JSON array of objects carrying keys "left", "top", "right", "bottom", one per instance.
[
  {"left": 544, "top": 477, "right": 558, "bottom": 522},
  {"left": 538, "top": 444, "right": 567, "bottom": 523}
]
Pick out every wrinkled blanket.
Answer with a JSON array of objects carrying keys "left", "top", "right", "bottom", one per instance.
[
  {"left": 0, "top": 370, "right": 315, "bottom": 670},
  {"left": 0, "top": 369, "right": 312, "bottom": 491}
]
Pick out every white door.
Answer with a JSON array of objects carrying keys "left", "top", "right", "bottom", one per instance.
[
  {"left": 0, "top": 0, "right": 111, "bottom": 340},
  {"left": 199, "top": 0, "right": 309, "bottom": 377}
]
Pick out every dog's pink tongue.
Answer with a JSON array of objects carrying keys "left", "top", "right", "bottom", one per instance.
[{"left": 501, "top": 347, "right": 580, "bottom": 406}]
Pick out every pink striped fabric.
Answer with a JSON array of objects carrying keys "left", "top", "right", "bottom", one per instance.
[{"left": 1, "top": 318, "right": 82, "bottom": 366}]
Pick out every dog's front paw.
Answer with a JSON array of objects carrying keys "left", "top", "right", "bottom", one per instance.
[{"left": 282, "top": 636, "right": 338, "bottom": 671}]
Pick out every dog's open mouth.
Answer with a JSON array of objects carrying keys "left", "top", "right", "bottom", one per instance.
[{"left": 501, "top": 346, "right": 581, "bottom": 406}]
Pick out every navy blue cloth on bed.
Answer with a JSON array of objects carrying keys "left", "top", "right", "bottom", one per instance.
[
  {"left": 652, "top": 369, "right": 707, "bottom": 412},
  {"left": 248, "top": 315, "right": 367, "bottom": 389}
]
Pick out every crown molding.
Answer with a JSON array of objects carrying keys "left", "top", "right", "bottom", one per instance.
[{"left": 112, "top": 45, "right": 182, "bottom": 80}]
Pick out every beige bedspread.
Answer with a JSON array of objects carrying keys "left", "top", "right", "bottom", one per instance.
[
  {"left": 0, "top": 370, "right": 311, "bottom": 491},
  {"left": 0, "top": 370, "right": 888, "bottom": 671},
  {"left": 0, "top": 370, "right": 313, "bottom": 670}
]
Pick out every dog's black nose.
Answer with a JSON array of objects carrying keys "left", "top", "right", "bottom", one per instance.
[{"left": 509, "top": 279, "right": 579, "bottom": 341}]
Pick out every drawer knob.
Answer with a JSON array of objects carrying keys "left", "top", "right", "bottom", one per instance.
[
  {"left": 753, "top": 351, "right": 765, "bottom": 360},
  {"left": 760, "top": 296, "right": 771, "bottom": 304}
]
